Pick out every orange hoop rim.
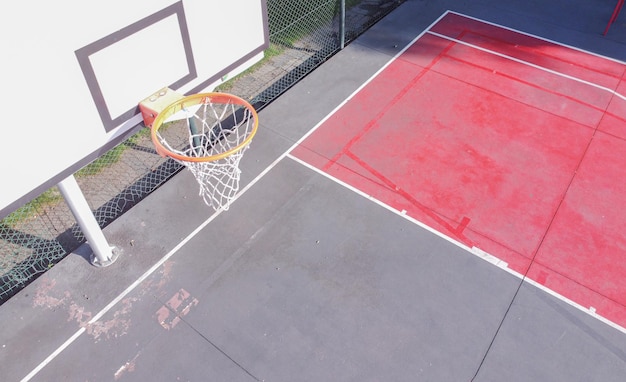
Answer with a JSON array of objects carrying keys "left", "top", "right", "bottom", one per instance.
[{"left": 150, "top": 92, "right": 259, "bottom": 163}]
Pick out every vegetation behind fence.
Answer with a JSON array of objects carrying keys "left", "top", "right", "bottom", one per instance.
[{"left": 0, "top": 0, "right": 405, "bottom": 304}]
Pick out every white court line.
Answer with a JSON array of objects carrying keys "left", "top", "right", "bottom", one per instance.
[
  {"left": 20, "top": 21, "right": 443, "bottom": 373},
  {"left": 287, "top": 153, "right": 626, "bottom": 336},
  {"left": 21, "top": 141, "right": 296, "bottom": 381},
  {"left": 285, "top": 12, "right": 451, "bottom": 149},
  {"left": 448, "top": 10, "right": 626, "bottom": 65},
  {"left": 284, "top": 10, "right": 626, "bottom": 334},
  {"left": 22, "top": 9, "right": 626, "bottom": 382},
  {"left": 426, "top": 30, "right": 626, "bottom": 102}
]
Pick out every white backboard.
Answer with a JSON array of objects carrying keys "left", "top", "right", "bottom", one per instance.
[{"left": 0, "top": 0, "right": 268, "bottom": 218}]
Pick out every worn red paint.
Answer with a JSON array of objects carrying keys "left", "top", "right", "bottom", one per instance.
[
  {"left": 156, "top": 288, "right": 199, "bottom": 330},
  {"left": 292, "top": 13, "right": 626, "bottom": 328}
]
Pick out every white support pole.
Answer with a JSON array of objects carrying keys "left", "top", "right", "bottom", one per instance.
[{"left": 57, "top": 175, "right": 119, "bottom": 267}]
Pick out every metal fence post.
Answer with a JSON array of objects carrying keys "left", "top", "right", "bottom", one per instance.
[{"left": 340, "top": 0, "right": 346, "bottom": 48}]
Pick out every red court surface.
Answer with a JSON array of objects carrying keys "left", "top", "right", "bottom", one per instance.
[{"left": 291, "top": 12, "right": 626, "bottom": 330}]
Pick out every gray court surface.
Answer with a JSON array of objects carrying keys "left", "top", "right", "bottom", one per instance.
[{"left": 2, "top": 1, "right": 626, "bottom": 381}]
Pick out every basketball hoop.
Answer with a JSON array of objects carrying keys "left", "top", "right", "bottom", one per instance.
[{"left": 147, "top": 92, "right": 258, "bottom": 211}]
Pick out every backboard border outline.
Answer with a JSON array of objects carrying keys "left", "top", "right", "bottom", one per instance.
[
  {"left": 0, "top": 0, "right": 269, "bottom": 220},
  {"left": 75, "top": 1, "right": 197, "bottom": 133}
]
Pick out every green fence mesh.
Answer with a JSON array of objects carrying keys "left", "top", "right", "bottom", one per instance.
[{"left": 0, "top": 0, "right": 405, "bottom": 304}]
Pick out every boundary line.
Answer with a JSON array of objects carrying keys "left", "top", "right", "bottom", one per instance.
[
  {"left": 426, "top": 30, "right": 626, "bottom": 101},
  {"left": 448, "top": 10, "right": 626, "bottom": 65},
  {"left": 286, "top": 10, "right": 626, "bottom": 334},
  {"left": 21, "top": 140, "right": 293, "bottom": 381},
  {"left": 22, "top": 13, "right": 453, "bottom": 380},
  {"left": 22, "top": 9, "right": 626, "bottom": 382},
  {"left": 287, "top": 153, "right": 626, "bottom": 336}
]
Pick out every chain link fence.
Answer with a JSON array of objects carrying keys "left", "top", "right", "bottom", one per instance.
[{"left": 0, "top": 0, "right": 405, "bottom": 304}]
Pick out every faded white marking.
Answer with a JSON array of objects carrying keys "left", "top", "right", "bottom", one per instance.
[{"left": 114, "top": 350, "right": 142, "bottom": 380}]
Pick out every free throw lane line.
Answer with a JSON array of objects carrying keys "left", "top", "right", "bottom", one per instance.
[{"left": 287, "top": 153, "right": 626, "bottom": 336}]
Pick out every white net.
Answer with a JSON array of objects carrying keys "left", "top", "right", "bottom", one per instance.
[
  {"left": 152, "top": 94, "right": 258, "bottom": 211},
  {"left": 182, "top": 152, "right": 247, "bottom": 211}
]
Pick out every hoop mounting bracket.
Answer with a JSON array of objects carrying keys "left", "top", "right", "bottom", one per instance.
[{"left": 138, "top": 87, "right": 184, "bottom": 128}]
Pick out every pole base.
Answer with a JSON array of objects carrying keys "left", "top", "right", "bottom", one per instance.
[{"left": 90, "top": 246, "right": 121, "bottom": 268}]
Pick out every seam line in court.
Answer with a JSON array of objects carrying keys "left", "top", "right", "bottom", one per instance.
[
  {"left": 17, "top": 18, "right": 452, "bottom": 370},
  {"left": 181, "top": 317, "right": 262, "bottom": 381},
  {"left": 428, "top": 16, "right": 626, "bottom": 314},
  {"left": 20, "top": 141, "right": 292, "bottom": 381},
  {"left": 286, "top": 11, "right": 626, "bottom": 336},
  {"left": 286, "top": 152, "right": 626, "bottom": 337},
  {"left": 21, "top": 10, "right": 626, "bottom": 381}
]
